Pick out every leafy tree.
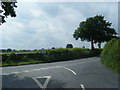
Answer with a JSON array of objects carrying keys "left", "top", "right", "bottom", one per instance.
[
  {"left": 51, "top": 47, "right": 56, "bottom": 49},
  {"left": 7, "top": 48, "right": 12, "bottom": 52},
  {"left": 66, "top": 44, "right": 73, "bottom": 48},
  {"left": 73, "top": 15, "right": 117, "bottom": 50},
  {"left": 0, "top": 0, "right": 17, "bottom": 25}
]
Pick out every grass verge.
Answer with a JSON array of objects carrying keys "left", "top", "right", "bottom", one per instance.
[{"left": 1, "top": 60, "right": 45, "bottom": 67}]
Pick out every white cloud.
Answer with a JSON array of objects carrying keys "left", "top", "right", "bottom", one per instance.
[
  {"left": 1, "top": 2, "right": 118, "bottom": 49},
  {"left": 29, "top": 9, "right": 43, "bottom": 17},
  {"left": 18, "top": 0, "right": 119, "bottom": 2}
]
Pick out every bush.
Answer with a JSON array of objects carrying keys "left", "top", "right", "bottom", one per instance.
[
  {"left": 90, "top": 48, "right": 103, "bottom": 56},
  {"left": 2, "top": 48, "right": 102, "bottom": 66},
  {"left": 2, "top": 53, "right": 47, "bottom": 63},
  {"left": 100, "top": 38, "right": 120, "bottom": 73},
  {"left": 43, "top": 48, "right": 101, "bottom": 62}
]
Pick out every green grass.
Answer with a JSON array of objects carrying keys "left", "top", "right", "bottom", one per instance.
[{"left": 1, "top": 60, "right": 45, "bottom": 67}]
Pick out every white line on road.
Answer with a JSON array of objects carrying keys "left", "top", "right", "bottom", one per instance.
[
  {"left": 3, "top": 66, "right": 77, "bottom": 76},
  {"left": 3, "top": 59, "right": 99, "bottom": 75},
  {"left": 10, "top": 72, "right": 20, "bottom": 74},
  {"left": 63, "top": 67, "right": 77, "bottom": 75},
  {"left": 80, "top": 84, "right": 86, "bottom": 90},
  {"left": 32, "top": 76, "right": 51, "bottom": 89},
  {"left": 3, "top": 66, "right": 62, "bottom": 75}
]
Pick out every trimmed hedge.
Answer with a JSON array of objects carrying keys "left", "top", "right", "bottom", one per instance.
[
  {"left": 2, "top": 48, "right": 102, "bottom": 66},
  {"left": 46, "top": 48, "right": 91, "bottom": 62},
  {"left": 100, "top": 38, "right": 120, "bottom": 73},
  {"left": 2, "top": 53, "right": 47, "bottom": 63}
]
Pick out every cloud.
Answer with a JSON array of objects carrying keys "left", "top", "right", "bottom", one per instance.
[
  {"left": 1, "top": 2, "right": 118, "bottom": 49},
  {"left": 18, "top": 0, "right": 119, "bottom": 2}
]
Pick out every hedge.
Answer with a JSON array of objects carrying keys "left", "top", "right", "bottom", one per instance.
[
  {"left": 2, "top": 48, "right": 102, "bottom": 65},
  {"left": 100, "top": 38, "right": 120, "bottom": 73}
]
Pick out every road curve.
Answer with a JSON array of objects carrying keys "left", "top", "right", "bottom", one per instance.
[{"left": 1, "top": 57, "right": 119, "bottom": 89}]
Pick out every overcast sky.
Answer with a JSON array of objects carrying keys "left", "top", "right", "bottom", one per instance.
[{"left": 0, "top": 1, "right": 118, "bottom": 50}]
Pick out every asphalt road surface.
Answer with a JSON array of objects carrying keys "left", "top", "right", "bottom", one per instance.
[{"left": 1, "top": 57, "right": 119, "bottom": 89}]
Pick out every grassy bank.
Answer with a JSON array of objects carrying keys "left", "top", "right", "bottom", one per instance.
[
  {"left": 100, "top": 38, "right": 120, "bottom": 74},
  {"left": 1, "top": 48, "right": 102, "bottom": 67},
  {"left": 1, "top": 60, "right": 44, "bottom": 67}
]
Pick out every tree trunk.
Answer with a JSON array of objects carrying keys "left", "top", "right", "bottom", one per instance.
[
  {"left": 98, "top": 43, "right": 101, "bottom": 48},
  {"left": 91, "top": 40, "right": 94, "bottom": 50}
]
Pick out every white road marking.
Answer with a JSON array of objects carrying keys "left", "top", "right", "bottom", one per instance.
[
  {"left": 11, "top": 72, "right": 20, "bottom": 74},
  {"left": 63, "top": 67, "right": 77, "bottom": 75},
  {"left": 3, "top": 66, "right": 62, "bottom": 75},
  {"left": 2, "top": 73, "right": 9, "bottom": 75},
  {"left": 3, "top": 72, "right": 20, "bottom": 75},
  {"left": 2, "top": 66, "right": 77, "bottom": 76},
  {"left": 32, "top": 76, "right": 51, "bottom": 89},
  {"left": 24, "top": 70, "right": 31, "bottom": 73},
  {"left": 2, "top": 59, "right": 99, "bottom": 75},
  {"left": 80, "top": 84, "right": 86, "bottom": 90}
]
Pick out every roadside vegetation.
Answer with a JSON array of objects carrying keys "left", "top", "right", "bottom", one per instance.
[
  {"left": 1, "top": 48, "right": 102, "bottom": 67},
  {"left": 100, "top": 38, "right": 120, "bottom": 73}
]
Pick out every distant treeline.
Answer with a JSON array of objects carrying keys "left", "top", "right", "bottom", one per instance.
[
  {"left": 0, "top": 49, "right": 35, "bottom": 52},
  {"left": 0, "top": 44, "right": 75, "bottom": 53}
]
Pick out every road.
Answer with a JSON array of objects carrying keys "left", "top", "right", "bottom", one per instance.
[{"left": 1, "top": 57, "right": 119, "bottom": 89}]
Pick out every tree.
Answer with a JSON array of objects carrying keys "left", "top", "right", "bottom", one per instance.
[
  {"left": 66, "top": 44, "right": 73, "bottom": 48},
  {"left": 51, "top": 47, "right": 55, "bottom": 49},
  {"left": 73, "top": 15, "right": 117, "bottom": 50},
  {"left": 7, "top": 48, "right": 12, "bottom": 52},
  {"left": 0, "top": 0, "right": 17, "bottom": 25}
]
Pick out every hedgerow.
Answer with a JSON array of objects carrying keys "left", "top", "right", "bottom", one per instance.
[
  {"left": 100, "top": 38, "right": 120, "bottom": 73},
  {"left": 2, "top": 48, "right": 102, "bottom": 66}
]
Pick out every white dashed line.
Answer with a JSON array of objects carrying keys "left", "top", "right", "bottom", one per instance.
[
  {"left": 3, "top": 66, "right": 77, "bottom": 76},
  {"left": 24, "top": 70, "right": 31, "bottom": 73},
  {"left": 3, "top": 59, "right": 99, "bottom": 75},
  {"left": 80, "top": 84, "right": 86, "bottom": 90},
  {"left": 3, "top": 66, "right": 62, "bottom": 75},
  {"left": 11, "top": 72, "right": 20, "bottom": 74}
]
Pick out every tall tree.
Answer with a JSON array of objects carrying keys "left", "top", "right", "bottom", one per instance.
[
  {"left": 73, "top": 15, "right": 117, "bottom": 50},
  {"left": 0, "top": 0, "right": 17, "bottom": 25}
]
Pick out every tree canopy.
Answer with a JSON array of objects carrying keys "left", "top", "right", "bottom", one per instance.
[
  {"left": 0, "top": 0, "right": 17, "bottom": 25},
  {"left": 73, "top": 15, "right": 117, "bottom": 49}
]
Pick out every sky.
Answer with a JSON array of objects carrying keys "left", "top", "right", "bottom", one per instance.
[{"left": 0, "top": 1, "right": 118, "bottom": 50}]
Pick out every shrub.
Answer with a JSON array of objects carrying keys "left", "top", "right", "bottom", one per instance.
[
  {"left": 2, "top": 53, "right": 47, "bottom": 63},
  {"left": 46, "top": 48, "right": 99, "bottom": 62},
  {"left": 100, "top": 38, "right": 120, "bottom": 73},
  {"left": 2, "top": 48, "right": 102, "bottom": 66},
  {"left": 90, "top": 48, "right": 103, "bottom": 57}
]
